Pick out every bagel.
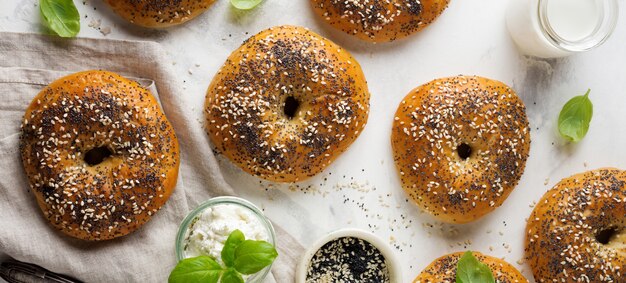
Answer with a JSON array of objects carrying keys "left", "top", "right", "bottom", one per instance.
[
  {"left": 204, "top": 25, "right": 370, "bottom": 183},
  {"left": 310, "top": 0, "right": 450, "bottom": 42},
  {"left": 103, "top": 0, "right": 216, "bottom": 28},
  {"left": 525, "top": 168, "right": 626, "bottom": 282},
  {"left": 414, "top": 251, "right": 528, "bottom": 283},
  {"left": 20, "top": 70, "right": 180, "bottom": 241},
  {"left": 391, "top": 76, "right": 530, "bottom": 223}
]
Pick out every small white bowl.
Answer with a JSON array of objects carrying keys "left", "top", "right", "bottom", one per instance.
[{"left": 295, "top": 229, "right": 402, "bottom": 283}]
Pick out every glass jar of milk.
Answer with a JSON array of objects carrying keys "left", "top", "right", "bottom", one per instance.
[{"left": 507, "top": 0, "right": 619, "bottom": 58}]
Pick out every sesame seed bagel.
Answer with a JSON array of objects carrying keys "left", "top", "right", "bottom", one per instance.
[
  {"left": 310, "top": 0, "right": 450, "bottom": 42},
  {"left": 205, "top": 25, "right": 370, "bottom": 183},
  {"left": 103, "top": 0, "right": 216, "bottom": 28},
  {"left": 391, "top": 76, "right": 530, "bottom": 223},
  {"left": 20, "top": 70, "right": 180, "bottom": 241},
  {"left": 414, "top": 252, "right": 528, "bottom": 283},
  {"left": 525, "top": 169, "right": 626, "bottom": 282}
]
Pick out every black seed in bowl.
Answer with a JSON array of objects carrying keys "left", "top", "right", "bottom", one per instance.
[{"left": 306, "top": 237, "right": 390, "bottom": 282}]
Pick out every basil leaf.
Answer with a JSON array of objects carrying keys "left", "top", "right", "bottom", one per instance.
[
  {"left": 456, "top": 251, "right": 495, "bottom": 283},
  {"left": 221, "top": 268, "right": 244, "bottom": 283},
  {"left": 231, "top": 0, "right": 264, "bottom": 10},
  {"left": 222, "top": 230, "right": 246, "bottom": 267},
  {"left": 233, "top": 240, "right": 278, "bottom": 275},
  {"left": 558, "top": 89, "right": 593, "bottom": 142},
  {"left": 168, "top": 256, "right": 223, "bottom": 283},
  {"left": 39, "top": 0, "right": 80, "bottom": 38}
]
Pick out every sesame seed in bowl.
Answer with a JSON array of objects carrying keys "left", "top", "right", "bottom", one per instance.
[{"left": 296, "top": 229, "right": 402, "bottom": 283}]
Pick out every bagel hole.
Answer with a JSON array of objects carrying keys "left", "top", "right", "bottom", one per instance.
[
  {"left": 283, "top": 96, "right": 300, "bottom": 119},
  {"left": 84, "top": 147, "right": 113, "bottom": 166},
  {"left": 596, "top": 227, "right": 619, "bottom": 245},
  {"left": 456, "top": 143, "right": 472, "bottom": 160}
]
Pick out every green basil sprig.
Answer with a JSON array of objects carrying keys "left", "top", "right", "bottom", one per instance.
[
  {"left": 456, "top": 251, "right": 495, "bottom": 283},
  {"left": 169, "top": 257, "right": 222, "bottom": 283},
  {"left": 558, "top": 89, "right": 593, "bottom": 142},
  {"left": 221, "top": 230, "right": 245, "bottom": 267},
  {"left": 221, "top": 268, "right": 244, "bottom": 282},
  {"left": 169, "top": 230, "right": 278, "bottom": 283},
  {"left": 231, "top": 0, "right": 264, "bottom": 10},
  {"left": 39, "top": 0, "right": 80, "bottom": 37},
  {"left": 233, "top": 240, "right": 278, "bottom": 275}
]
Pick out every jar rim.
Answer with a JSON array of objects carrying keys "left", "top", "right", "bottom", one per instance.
[
  {"left": 538, "top": 0, "right": 619, "bottom": 52},
  {"left": 175, "top": 196, "right": 277, "bottom": 282}
]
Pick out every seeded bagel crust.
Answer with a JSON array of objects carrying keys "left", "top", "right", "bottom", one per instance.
[
  {"left": 104, "top": 0, "right": 216, "bottom": 28},
  {"left": 20, "top": 70, "right": 180, "bottom": 241},
  {"left": 205, "top": 25, "right": 370, "bottom": 183},
  {"left": 310, "top": 0, "right": 450, "bottom": 42},
  {"left": 391, "top": 76, "right": 530, "bottom": 223},
  {"left": 414, "top": 252, "right": 528, "bottom": 283},
  {"left": 526, "top": 168, "right": 626, "bottom": 282}
]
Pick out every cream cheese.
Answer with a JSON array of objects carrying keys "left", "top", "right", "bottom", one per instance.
[{"left": 183, "top": 204, "right": 269, "bottom": 263}]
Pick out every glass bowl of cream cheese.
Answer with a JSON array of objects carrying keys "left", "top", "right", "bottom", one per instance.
[{"left": 176, "top": 196, "right": 277, "bottom": 282}]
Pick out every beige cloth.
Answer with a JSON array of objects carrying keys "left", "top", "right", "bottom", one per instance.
[{"left": 0, "top": 32, "right": 302, "bottom": 282}]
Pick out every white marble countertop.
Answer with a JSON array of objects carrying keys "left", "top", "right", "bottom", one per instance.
[{"left": 1, "top": 0, "right": 625, "bottom": 282}]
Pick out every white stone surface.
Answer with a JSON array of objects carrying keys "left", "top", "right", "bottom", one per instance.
[{"left": 1, "top": 0, "right": 625, "bottom": 282}]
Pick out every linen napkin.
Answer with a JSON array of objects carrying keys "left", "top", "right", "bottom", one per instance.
[{"left": 0, "top": 32, "right": 303, "bottom": 283}]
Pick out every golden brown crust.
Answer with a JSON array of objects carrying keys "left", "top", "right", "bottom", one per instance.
[
  {"left": 391, "top": 76, "right": 530, "bottom": 223},
  {"left": 204, "top": 25, "right": 370, "bottom": 183},
  {"left": 20, "top": 70, "right": 180, "bottom": 241},
  {"left": 414, "top": 252, "right": 528, "bottom": 283},
  {"left": 525, "top": 169, "right": 626, "bottom": 282},
  {"left": 103, "top": 0, "right": 216, "bottom": 28},
  {"left": 310, "top": 0, "right": 450, "bottom": 42}
]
